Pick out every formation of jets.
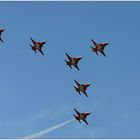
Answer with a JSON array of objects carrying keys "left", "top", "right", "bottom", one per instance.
[
  {"left": 0, "top": 28, "right": 109, "bottom": 126},
  {"left": 65, "top": 39, "right": 109, "bottom": 125}
]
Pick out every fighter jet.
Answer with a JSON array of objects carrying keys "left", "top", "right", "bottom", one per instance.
[
  {"left": 65, "top": 53, "right": 83, "bottom": 71},
  {"left": 74, "top": 80, "right": 91, "bottom": 97},
  {"left": 90, "top": 39, "right": 109, "bottom": 57},
  {"left": 73, "top": 108, "right": 91, "bottom": 125},
  {"left": 30, "top": 38, "right": 47, "bottom": 55},
  {"left": 0, "top": 29, "right": 5, "bottom": 43}
]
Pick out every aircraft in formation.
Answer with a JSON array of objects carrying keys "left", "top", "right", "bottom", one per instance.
[
  {"left": 65, "top": 53, "right": 83, "bottom": 71},
  {"left": 0, "top": 28, "right": 109, "bottom": 125},
  {"left": 73, "top": 108, "right": 91, "bottom": 125},
  {"left": 0, "top": 29, "right": 5, "bottom": 43},
  {"left": 74, "top": 80, "right": 91, "bottom": 97},
  {"left": 30, "top": 38, "right": 47, "bottom": 55},
  {"left": 90, "top": 39, "right": 109, "bottom": 57}
]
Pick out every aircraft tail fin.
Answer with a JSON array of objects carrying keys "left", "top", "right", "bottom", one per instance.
[
  {"left": 75, "top": 64, "right": 80, "bottom": 71},
  {"left": 30, "top": 44, "right": 33, "bottom": 48},
  {"left": 65, "top": 60, "right": 72, "bottom": 69},
  {"left": 90, "top": 46, "right": 93, "bottom": 49},
  {"left": 73, "top": 115, "right": 78, "bottom": 120},
  {"left": 39, "top": 49, "right": 44, "bottom": 55},
  {"left": 101, "top": 50, "right": 106, "bottom": 57},
  {"left": 83, "top": 92, "right": 88, "bottom": 97},
  {"left": 83, "top": 119, "right": 88, "bottom": 125},
  {"left": 74, "top": 86, "right": 80, "bottom": 95},
  {"left": 65, "top": 59, "right": 68, "bottom": 64},
  {"left": 90, "top": 46, "right": 98, "bottom": 55},
  {"left": 30, "top": 45, "right": 37, "bottom": 54},
  {"left": 73, "top": 115, "right": 81, "bottom": 123}
]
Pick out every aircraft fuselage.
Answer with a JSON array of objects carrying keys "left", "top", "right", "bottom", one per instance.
[
  {"left": 97, "top": 45, "right": 103, "bottom": 51},
  {"left": 71, "top": 58, "right": 76, "bottom": 65},
  {"left": 79, "top": 114, "right": 85, "bottom": 120},
  {"left": 35, "top": 43, "right": 41, "bottom": 50},
  {"left": 79, "top": 85, "right": 85, "bottom": 92}
]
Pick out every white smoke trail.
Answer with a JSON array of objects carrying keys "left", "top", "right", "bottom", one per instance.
[{"left": 22, "top": 119, "right": 74, "bottom": 139}]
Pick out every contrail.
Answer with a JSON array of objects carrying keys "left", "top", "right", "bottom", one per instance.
[{"left": 22, "top": 119, "right": 74, "bottom": 139}]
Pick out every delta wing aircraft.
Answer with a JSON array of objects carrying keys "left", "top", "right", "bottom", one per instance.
[
  {"left": 90, "top": 39, "right": 109, "bottom": 57},
  {"left": 30, "top": 38, "right": 47, "bottom": 55},
  {"left": 65, "top": 53, "right": 83, "bottom": 71},
  {"left": 74, "top": 80, "right": 91, "bottom": 97},
  {"left": 73, "top": 108, "right": 91, "bottom": 125}
]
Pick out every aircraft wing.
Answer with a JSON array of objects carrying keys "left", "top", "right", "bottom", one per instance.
[
  {"left": 82, "top": 112, "right": 91, "bottom": 118},
  {"left": 100, "top": 42, "right": 109, "bottom": 47},
  {"left": 76, "top": 57, "right": 83, "bottom": 61},
  {"left": 0, "top": 29, "right": 4, "bottom": 35},
  {"left": 40, "top": 41, "right": 47, "bottom": 48},
  {"left": 83, "top": 84, "right": 91, "bottom": 89}
]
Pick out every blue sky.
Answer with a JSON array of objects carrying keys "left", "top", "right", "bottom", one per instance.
[{"left": 0, "top": 1, "right": 140, "bottom": 138}]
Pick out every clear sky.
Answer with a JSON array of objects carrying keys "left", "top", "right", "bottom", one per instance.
[{"left": 0, "top": 1, "right": 140, "bottom": 139}]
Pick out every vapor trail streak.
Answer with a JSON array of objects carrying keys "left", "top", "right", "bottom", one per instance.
[{"left": 22, "top": 119, "right": 74, "bottom": 139}]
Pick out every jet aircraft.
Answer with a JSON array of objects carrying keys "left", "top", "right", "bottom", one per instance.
[
  {"left": 65, "top": 53, "right": 83, "bottom": 71},
  {"left": 74, "top": 80, "right": 91, "bottom": 97},
  {"left": 73, "top": 108, "right": 91, "bottom": 125},
  {"left": 30, "top": 38, "right": 47, "bottom": 55},
  {"left": 0, "top": 29, "right": 5, "bottom": 43},
  {"left": 90, "top": 39, "right": 109, "bottom": 57}
]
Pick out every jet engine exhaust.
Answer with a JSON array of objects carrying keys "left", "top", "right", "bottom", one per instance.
[{"left": 22, "top": 119, "right": 74, "bottom": 139}]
